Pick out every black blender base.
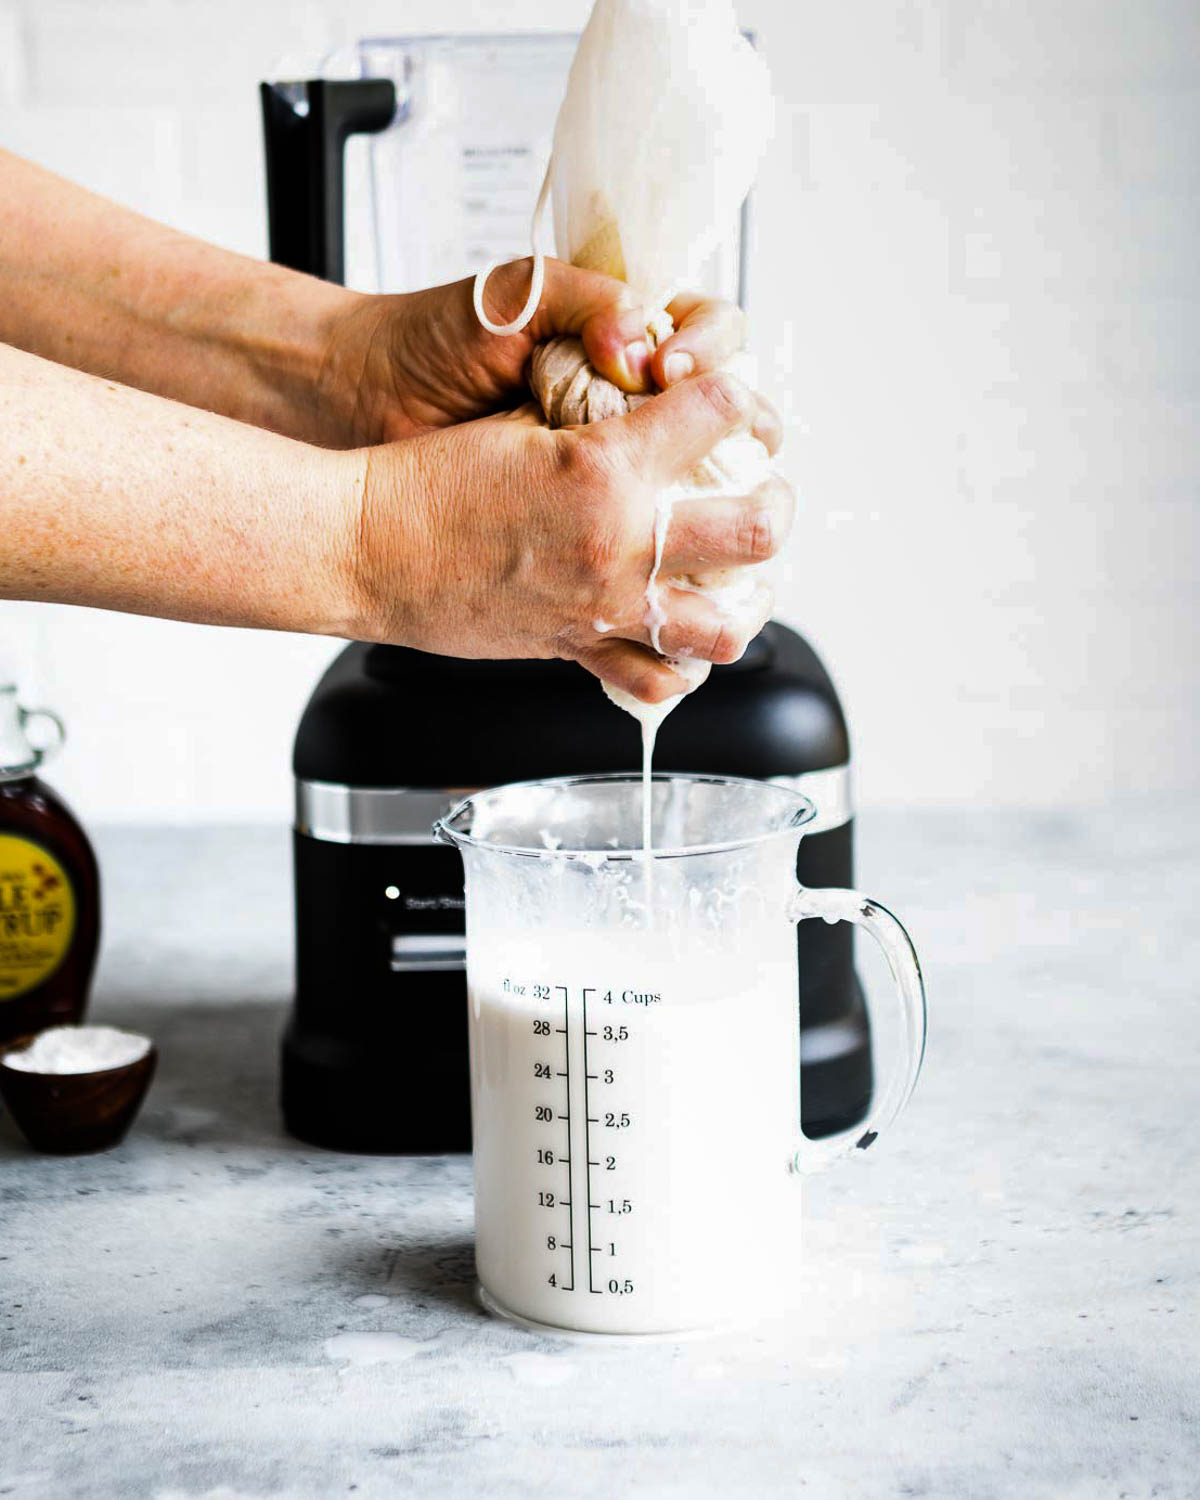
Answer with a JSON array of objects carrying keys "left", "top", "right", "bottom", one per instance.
[
  {"left": 798, "top": 970, "right": 874, "bottom": 1139},
  {"left": 280, "top": 1025, "right": 472, "bottom": 1154},
  {"left": 800, "top": 1039, "right": 873, "bottom": 1139}
]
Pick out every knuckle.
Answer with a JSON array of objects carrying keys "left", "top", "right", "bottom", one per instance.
[
  {"left": 630, "top": 662, "right": 665, "bottom": 702},
  {"left": 696, "top": 371, "right": 752, "bottom": 428},
  {"left": 707, "top": 616, "right": 742, "bottom": 665},
  {"left": 610, "top": 651, "right": 668, "bottom": 704},
  {"left": 737, "top": 502, "right": 777, "bottom": 564},
  {"left": 555, "top": 427, "right": 610, "bottom": 485},
  {"left": 641, "top": 662, "right": 687, "bottom": 704}
]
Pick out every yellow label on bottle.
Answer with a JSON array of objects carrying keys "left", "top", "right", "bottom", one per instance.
[{"left": 0, "top": 834, "right": 76, "bottom": 1001}]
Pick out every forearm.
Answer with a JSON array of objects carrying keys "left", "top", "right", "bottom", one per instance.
[
  {"left": 0, "top": 341, "right": 363, "bottom": 636},
  {"left": 0, "top": 150, "right": 361, "bottom": 445}
]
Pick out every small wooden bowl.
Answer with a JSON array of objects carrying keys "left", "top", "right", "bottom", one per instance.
[{"left": 0, "top": 1032, "right": 157, "bottom": 1154}]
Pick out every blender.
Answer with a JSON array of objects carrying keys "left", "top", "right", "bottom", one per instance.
[{"left": 260, "top": 34, "right": 872, "bottom": 1154}]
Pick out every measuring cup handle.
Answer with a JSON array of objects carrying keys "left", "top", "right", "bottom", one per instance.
[{"left": 788, "top": 886, "right": 927, "bottom": 1174}]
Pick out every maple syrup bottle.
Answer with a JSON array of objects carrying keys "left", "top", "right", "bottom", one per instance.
[{"left": 0, "top": 683, "right": 100, "bottom": 1046}]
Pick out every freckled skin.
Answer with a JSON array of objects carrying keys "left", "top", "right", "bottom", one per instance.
[{"left": 0, "top": 150, "right": 793, "bottom": 701}]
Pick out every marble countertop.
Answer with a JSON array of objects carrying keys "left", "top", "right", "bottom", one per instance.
[{"left": 1, "top": 807, "right": 1197, "bottom": 1500}]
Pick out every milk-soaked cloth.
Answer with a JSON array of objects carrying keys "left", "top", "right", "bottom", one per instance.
[
  {"left": 546, "top": 0, "right": 772, "bottom": 299},
  {"left": 473, "top": 0, "right": 776, "bottom": 709}
]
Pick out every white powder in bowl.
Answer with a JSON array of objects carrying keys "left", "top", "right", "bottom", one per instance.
[{"left": 3, "top": 1025, "right": 151, "bottom": 1075}]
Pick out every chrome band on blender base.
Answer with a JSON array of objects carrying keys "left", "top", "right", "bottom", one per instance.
[
  {"left": 295, "top": 783, "right": 465, "bottom": 845},
  {"left": 294, "top": 765, "right": 853, "bottom": 846}
]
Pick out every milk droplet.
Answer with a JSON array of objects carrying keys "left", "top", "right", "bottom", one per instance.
[
  {"left": 502, "top": 1352, "right": 576, "bottom": 1388},
  {"left": 323, "top": 1332, "right": 424, "bottom": 1365}
]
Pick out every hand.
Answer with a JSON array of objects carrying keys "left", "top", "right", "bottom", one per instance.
[
  {"left": 350, "top": 372, "right": 793, "bottom": 701},
  {"left": 313, "top": 258, "right": 783, "bottom": 452}
]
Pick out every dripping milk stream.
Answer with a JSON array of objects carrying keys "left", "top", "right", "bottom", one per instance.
[
  {"left": 640, "top": 493, "right": 676, "bottom": 909},
  {"left": 603, "top": 491, "right": 680, "bottom": 910}
]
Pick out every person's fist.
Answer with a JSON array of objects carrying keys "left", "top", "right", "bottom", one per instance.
[
  {"left": 351, "top": 369, "right": 793, "bottom": 702},
  {"left": 316, "top": 259, "right": 783, "bottom": 454}
]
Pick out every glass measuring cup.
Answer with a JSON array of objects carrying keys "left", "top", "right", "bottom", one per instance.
[{"left": 434, "top": 772, "right": 926, "bottom": 1336}]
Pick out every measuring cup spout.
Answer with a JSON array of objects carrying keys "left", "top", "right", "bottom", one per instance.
[{"left": 432, "top": 792, "right": 477, "bottom": 849}]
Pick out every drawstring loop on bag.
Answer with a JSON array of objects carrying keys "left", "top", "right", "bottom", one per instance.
[{"left": 472, "top": 167, "right": 554, "bottom": 337}]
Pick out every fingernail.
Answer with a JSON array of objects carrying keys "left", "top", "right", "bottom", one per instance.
[
  {"left": 663, "top": 352, "right": 695, "bottom": 386},
  {"left": 623, "top": 340, "right": 650, "bottom": 382}
]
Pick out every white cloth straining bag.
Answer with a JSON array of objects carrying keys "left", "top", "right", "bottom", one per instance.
[{"left": 473, "top": 0, "right": 776, "bottom": 721}]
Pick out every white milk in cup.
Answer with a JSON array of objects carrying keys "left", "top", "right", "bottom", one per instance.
[{"left": 435, "top": 773, "right": 926, "bottom": 1336}]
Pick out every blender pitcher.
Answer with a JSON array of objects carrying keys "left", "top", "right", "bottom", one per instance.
[
  {"left": 435, "top": 773, "right": 926, "bottom": 1337},
  {"left": 260, "top": 33, "right": 744, "bottom": 298}
]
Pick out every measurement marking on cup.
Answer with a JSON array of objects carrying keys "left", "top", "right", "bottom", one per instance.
[
  {"left": 557, "top": 985, "right": 575, "bottom": 1292},
  {"left": 581, "top": 987, "right": 602, "bottom": 1293}
]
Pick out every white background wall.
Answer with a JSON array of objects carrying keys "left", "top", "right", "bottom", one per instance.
[{"left": 1, "top": 0, "right": 1197, "bottom": 820}]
